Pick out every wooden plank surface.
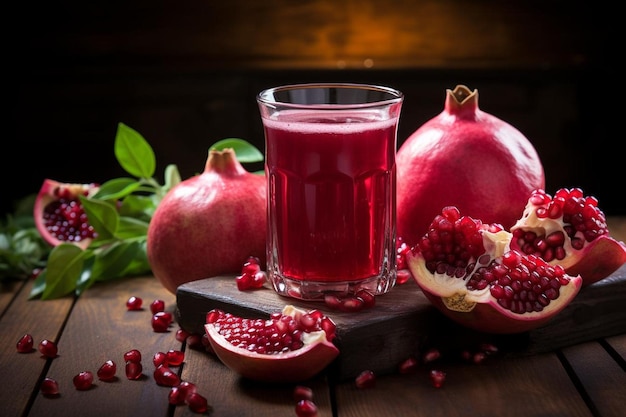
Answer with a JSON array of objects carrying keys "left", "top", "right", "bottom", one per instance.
[{"left": 176, "top": 262, "right": 626, "bottom": 381}]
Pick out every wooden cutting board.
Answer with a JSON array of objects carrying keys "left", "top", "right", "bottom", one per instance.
[{"left": 175, "top": 263, "right": 626, "bottom": 381}]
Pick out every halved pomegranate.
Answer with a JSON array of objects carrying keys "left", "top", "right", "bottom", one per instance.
[
  {"left": 204, "top": 305, "right": 339, "bottom": 383},
  {"left": 510, "top": 188, "right": 626, "bottom": 286},
  {"left": 406, "top": 206, "right": 583, "bottom": 334},
  {"left": 33, "top": 179, "right": 100, "bottom": 249}
]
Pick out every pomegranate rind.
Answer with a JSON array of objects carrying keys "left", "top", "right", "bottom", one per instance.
[
  {"left": 33, "top": 179, "right": 99, "bottom": 250},
  {"left": 204, "top": 306, "right": 340, "bottom": 383}
]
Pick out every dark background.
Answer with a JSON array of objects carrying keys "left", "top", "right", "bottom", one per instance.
[{"left": 5, "top": 1, "right": 622, "bottom": 216}]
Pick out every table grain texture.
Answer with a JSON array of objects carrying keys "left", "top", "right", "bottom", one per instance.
[{"left": 1, "top": 217, "right": 625, "bottom": 417}]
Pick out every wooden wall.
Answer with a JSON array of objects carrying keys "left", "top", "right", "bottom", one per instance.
[{"left": 5, "top": 1, "right": 621, "bottom": 215}]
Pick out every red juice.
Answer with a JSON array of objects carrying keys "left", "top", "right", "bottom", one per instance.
[{"left": 264, "top": 110, "right": 398, "bottom": 288}]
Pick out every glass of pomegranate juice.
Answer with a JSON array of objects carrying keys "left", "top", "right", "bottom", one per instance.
[{"left": 257, "top": 83, "right": 404, "bottom": 301}]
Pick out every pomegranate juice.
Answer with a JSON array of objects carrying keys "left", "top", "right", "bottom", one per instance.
[{"left": 264, "top": 110, "right": 398, "bottom": 296}]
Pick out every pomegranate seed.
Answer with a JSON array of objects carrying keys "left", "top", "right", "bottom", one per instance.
[
  {"left": 126, "top": 296, "right": 143, "bottom": 310},
  {"left": 153, "top": 351, "right": 168, "bottom": 367},
  {"left": 166, "top": 349, "right": 185, "bottom": 366},
  {"left": 175, "top": 328, "right": 190, "bottom": 342},
  {"left": 396, "top": 269, "right": 412, "bottom": 285},
  {"left": 39, "top": 339, "right": 58, "bottom": 358},
  {"left": 355, "top": 370, "right": 376, "bottom": 389},
  {"left": 398, "top": 356, "right": 419, "bottom": 374},
  {"left": 178, "top": 381, "right": 198, "bottom": 399},
  {"left": 473, "top": 351, "right": 487, "bottom": 364},
  {"left": 186, "top": 333, "right": 204, "bottom": 350},
  {"left": 295, "top": 399, "right": 319, "bottom": 417},
  {"left": 40, "top": 377, "right": 60, "bottom": 396},
  {"left": 152, "top": 311, "right": 173, "bottom": 332},
  {"left": 429, "top": 369, "right": 446, "bottom": 388},
  {"left": 293, "top": 385, "right": 314, "bottom": 401},
  {"left": 154, "top": 365, "right": 180, "bottom": 387},
  {"left": 168, "top": 386, "right": 187, "bottom": 405},
  {"left": 187, "top": 392, "right": 209, "bottom": 413},
  {"left": 97, "top": 360, "right": 117, "bottom": 381},
  {"left": 124, "top": 349, "right": 142, "bottom": 363},
  {"left": 150, "top": 299, "right": 165, "bottom": 314},
  {"left": 422, "top": 348, "right": 441, "bottom": 363},
  {"left": 73, "top": 371, "right": 94, "bottom": 390},
  {"left": 125, "top": 361, "right": 143, "bottom": 380},
  {"left": 17, "top": 334, "right": 34, "bottom": 353}
]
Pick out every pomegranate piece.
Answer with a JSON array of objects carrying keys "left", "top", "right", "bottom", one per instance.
[
  {"left": 39, "top": 339, "right": 58, "bottom": 358},
  {"left": 355, "top": 370, "right": 376, "bottom": 389},
  {"left": 17, "top": 334, "right": 34, "bottom": 353},
  {"left": 73, "top": 371, "right": 94, "bottom": 390},
  {"left": 295, "top": 399, "right": 319, "bottom": 417},
  {"left": 40, "top": 377, "right": 60, "bottom": 396},
  {"left": 126, "top": 296, "right": 143, "bottom": 311},
  {"left": 407, "top": 206, "right": 583, "bottom": 334},
  {"left": 204, "top": 305, "right": 339, "bottom": 382},
  {"left": 33, "top": 179, "right": 100, "bottom": 249},
  {"left": 97, "top": 360, "right": 117, "bottom": 381},
  {"left": 510, "top": 188, "right": 626, "bottom": 286}
]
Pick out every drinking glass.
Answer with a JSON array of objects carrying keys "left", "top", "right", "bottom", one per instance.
[{"left": 257, "top": 83, "right": 404, "bottom": 301}]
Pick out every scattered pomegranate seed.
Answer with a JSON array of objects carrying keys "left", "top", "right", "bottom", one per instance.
[
  {"left": 125, "top": 361, "right": 143, "bottom": 380},
  {"left": 39, "top": 339, "right": 58, "bottom": 358},
  {"left": 295, "top": 399, "right": 319, "bottom": 417},
  {"left": 153, "top": 351, "right": 168, "bottom": 367},
  {"left": 175, "top": 328, "right": 190, "bottom": 342},
  {"left": 124, "top": 349, "right": 142, "bottom": 363},
  {"left": 422, "top": 348, "right": 441, "bottom": 364},
  {"left": 355, "top": 370, "right": 376, "bottom": 389},
  {"left": 324, "top": 290, "right": 376, "bottom": 312},
  {"left": 152, "top": 311, "right": 173, "bottom": 332},
  {"left": 396, "top": 269, "right": 412, "bottom": 285},
  {"left": 97, "top": 360, "right": 117, "bottom": 381},
  {"left": 150, "top": 299, "right": 165, "bottom": 314},
  {"left": 398, "top": 356, "right": 419, "bottom": 374},
  {"left": 429, "top": 369, "right": 446, "bottom": 388},
  {"left": 293, "top": 385, "right": 314, "bottom": 401},
  {"left": 16, "top": 334, "right": 34, "bottom": 353},
  {"left": 165, "top": 349, "right": 185, "bottom": 366},
  {"left": 472, "top": 351, "right": 488, "bottom": 364},
  {"left": 154, "top": 365, "right": 180, "bottom": 387},
  {"left": 187, "top": 392, "right": 209, "bottom": 413},
  {"left": 168, "top": 386, "right": 187, "bottom": 405},
  {"left": 178, "top": 381, "right": 198, "bottom": 399},
  {"left": 126, "top": 296, "right": 143, "bottom": 311},
  {"left": 73, "top": 371, "right": 94, "bottom": 390},
  {"left": 186, "top": 333, "right": 204, "bottom": 350},
  {"left": 236, "top": 257, "right": 266, "bottom": 291},
  {"left": 40, "top": 377, "right": 60, "bottom": 396}
]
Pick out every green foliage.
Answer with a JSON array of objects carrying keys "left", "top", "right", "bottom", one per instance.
[{"left": 1, "top": 122, "right": 263, "bottom": 300}]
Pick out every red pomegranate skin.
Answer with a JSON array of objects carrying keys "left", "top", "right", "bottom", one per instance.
[
  {"left": 147, "top": 149, "right": 267, "bottom": 293},
  {"left": 396, "top": 85, "right": 545, "bottom": 246}
]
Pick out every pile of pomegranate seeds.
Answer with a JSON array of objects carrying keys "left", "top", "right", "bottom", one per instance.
[{"left": 235, "top": 256, "right": 267, "bottom": 291}]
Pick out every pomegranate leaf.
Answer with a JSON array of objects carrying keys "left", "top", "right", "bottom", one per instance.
[
  {"left": 114, "top": 122, "right": 156, "bottom": 179},
  {"left": 37, "top": 244, "right": 87, "bottom": 299},
  {"left": 93, "top": 178, "right": 142, "bottom": 201},
  {"left": 79, "top": 197, "right": 118, "bottom": 243},
  {"left": 90, "top": 241, "right": 146, "bottom": 282}
]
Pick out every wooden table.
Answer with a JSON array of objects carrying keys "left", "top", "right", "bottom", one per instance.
[{"left": 2, "top": 218, "right": 625, "bottom": 417}]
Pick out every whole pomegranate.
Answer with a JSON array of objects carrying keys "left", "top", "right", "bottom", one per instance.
[
  {"left": 33, "top": 179, "right": 100, "bottom": 250},
  {"left": 406, "top": 206, "right": 582, "bottom": 334},
  {"left": 396, "top": 85, "right": 545, "bottom": 246},
  {"left": 147, "top": 148, "right": 267, "bottom": 293}
]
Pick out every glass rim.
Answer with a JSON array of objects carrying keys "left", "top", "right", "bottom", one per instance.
[{"left": 257, "top": 82, "right": 404, "bottom": 110}]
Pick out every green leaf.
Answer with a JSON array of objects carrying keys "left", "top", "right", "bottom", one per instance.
[
  {"left": 164, "top": 163, "right": 182, "bottom": 191},
  {"left": 210, "top": 138, "right": 264, "bottom": 163},
  {"left": 80, "top": 197, "right": 118, "bottom": 242},
  {"left": 118, "top": 194, "right": 159, "bottom": 220},
  {"left": 115, "top": 217, "right": 150, "bottom": 240},
  {"left": 93, "top": 178, "right": 142, "bottom": 201},
  {"left": 115, "top": 122, "right": 156, "bottom": 178},
  {"left": 90, "top": 241, "right": 143, "bottom": 281},
  {"left": 41, "top": 244, "right": 86, "bottom": 299}
]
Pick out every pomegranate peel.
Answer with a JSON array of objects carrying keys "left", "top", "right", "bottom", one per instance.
[
  {"left": 407, "top": 206, "right": 583, "bottom": 334},
  {"left": 34, "top": 179, "right": 100, "bottom": 249},
  {"left": 204, "top": 305, "right": 339, "bottom": 383},
  {"left": 510, "top": 188, "right": 626, "bottom": 286}
]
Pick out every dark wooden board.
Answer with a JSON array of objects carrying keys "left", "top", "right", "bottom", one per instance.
[{"left": 175, "top": 263, "right": 626, "bottom": 381}]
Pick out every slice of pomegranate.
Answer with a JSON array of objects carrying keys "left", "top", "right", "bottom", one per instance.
[
  {"left": 204, "top": 305, "right": 339, "bottom": 383},
  {"left": 510, "top": 188, "right": 626, "bottom": 286},
  {"left": 33, "top": 179, "right": 100, "bottom": 249},
  {"left": 407, "top": 206, "right": 583, "bottom": 334}
]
